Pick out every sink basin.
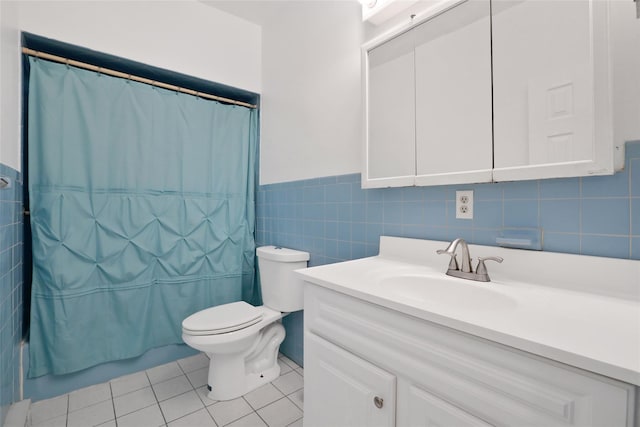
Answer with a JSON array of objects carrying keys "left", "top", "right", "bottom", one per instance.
[{"left": 377, "top": 273, "right": 517, "bottom": 310}]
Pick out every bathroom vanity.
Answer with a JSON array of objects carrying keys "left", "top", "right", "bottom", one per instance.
[{"left": 296, "top": 237, "right": 639, "bottom": 426}]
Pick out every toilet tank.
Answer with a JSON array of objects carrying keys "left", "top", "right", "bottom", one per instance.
[{"left": 257, "top": 246, "right": 309, "bottom": 312}]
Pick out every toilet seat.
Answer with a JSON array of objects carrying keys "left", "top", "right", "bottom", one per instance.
[{"left": 182, "top": 301, "right": 264, "bottom": 336}]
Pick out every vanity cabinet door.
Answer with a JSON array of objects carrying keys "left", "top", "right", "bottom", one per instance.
[
  {"left": 414, "top": 0, "right": 493, "bottom": 186},
  {"left": 492, "top": 0, "right": 614, "bottom": 181},
  {"left": 304, "top": 332, "right": 396, "bottom": 427},
  {"left": 397, "top": 380, "right": 493, "bottom": 427},
  {"left": 365, "top": 30, "right": 416, "bottom": 188}
]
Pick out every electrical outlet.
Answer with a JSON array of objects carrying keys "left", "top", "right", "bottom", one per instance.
[{"left": 456, "top": 190, "right": 473, "bottom": 219}]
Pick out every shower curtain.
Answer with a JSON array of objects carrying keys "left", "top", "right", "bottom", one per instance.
[{"left": 27, "top": 57, "right": 258, "bottom": 377}]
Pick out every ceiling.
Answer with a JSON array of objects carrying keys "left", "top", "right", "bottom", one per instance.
[
  {"left": 200, "top": 1, "right": 298, "bottom": 26},
  {"left": 201, "top": 0, "right": 361, "bottom": 26}
]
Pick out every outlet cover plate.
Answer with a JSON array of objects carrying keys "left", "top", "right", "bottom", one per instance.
[{"left": 456, "top": 190, "right": 473, "bottom": 220}]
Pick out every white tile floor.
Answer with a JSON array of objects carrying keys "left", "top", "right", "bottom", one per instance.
[{"left": 28, "top": 353, "right": 304, "bottom": 427}]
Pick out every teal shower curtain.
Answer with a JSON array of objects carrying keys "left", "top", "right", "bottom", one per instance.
[{"left": 27, "top": 57, "right": 258, "bottom": 377}]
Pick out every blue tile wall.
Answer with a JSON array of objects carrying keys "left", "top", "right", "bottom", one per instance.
[
  {"left": 0, "top": 163, "right": 23, "bottom": 425},
  {"left": 256, "top": 141, "right": 640, "bottom": 365}
]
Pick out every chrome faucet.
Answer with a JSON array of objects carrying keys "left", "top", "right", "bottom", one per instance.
[
  {"left": 437, "top": 238, "right": 503, "bottom": 282},
  {"left": 437, "top": 238, "right": 472, "bottom": 273}
]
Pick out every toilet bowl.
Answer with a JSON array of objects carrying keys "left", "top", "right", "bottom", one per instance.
[{"left": 182, "top": 246, "right": 309, "bottom": 401}]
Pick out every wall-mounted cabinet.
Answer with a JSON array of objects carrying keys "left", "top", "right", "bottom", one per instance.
[
  {"left": 361, "top": 0, "right": 420, "bottom": 26},
  {"left": 362, "top": 0, "right": 617, "bottom": 188},
  {"left": 367, "top": 30, "right": 417, "bottom": 187}
]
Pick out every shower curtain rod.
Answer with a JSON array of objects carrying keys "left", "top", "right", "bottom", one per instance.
[{"left": 22, "top": 47, "right": 258, "bottom": 109}]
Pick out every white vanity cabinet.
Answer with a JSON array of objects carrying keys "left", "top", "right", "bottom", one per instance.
[
  {"left": 304, "top": 283, "right": 636, "bottom": 427},
  {"left": 363, "top": 0, "right": 617, "bottom": 188}
]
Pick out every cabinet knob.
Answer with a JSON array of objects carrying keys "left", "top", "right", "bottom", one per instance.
[{"left": 373, "top": 396, "right": 384, "bottom": 408}]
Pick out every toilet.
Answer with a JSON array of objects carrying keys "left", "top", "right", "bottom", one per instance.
[{"left": 181, "top": 246, "right": 309, "bottom": 401}]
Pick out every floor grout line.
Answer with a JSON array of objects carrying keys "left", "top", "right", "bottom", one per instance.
[
  {"left": 145, "top": 369, "right": 167, "bottom": 427},
  {"left": 65, "top": 390, "right": 69, "bottom": 427},
  {"left": 108, "top": 382, "right": 116, "bottom": 427},
  {"left": 286, "top": 416, "right": 303, "bottom": 427},
  {"left": 251, "top": 401, "right": 270, "bottom": 427}
]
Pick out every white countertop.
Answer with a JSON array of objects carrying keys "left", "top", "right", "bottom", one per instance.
[{"left": 295, "top": 237, "right": 640, "bottom": 386}]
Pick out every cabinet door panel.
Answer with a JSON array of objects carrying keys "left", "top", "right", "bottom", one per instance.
[
  {"left": 366, "top": 30, "right": 416, "bottom": 186},
  {"left": 398, "top": 380, "right": 494, "bottom": 427},
  {"left": 304, "top": 332, "right": 396, "bottom": 427},
  {"left": 527, "top": 71, "right": 593, "bottom": 165},
  {"left": 414, "top": 0, "right": 493, "bottom": 185},
  {"left": 492, "top": 0, "right": 613, "bottom": 180}
]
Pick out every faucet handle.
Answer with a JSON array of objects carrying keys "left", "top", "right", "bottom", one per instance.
[
  {"left": 475, "top": 256, "right": 503, "bottom": 275},
  {"left": 436, "top": 249, "right": 459, "bottom": 271}
]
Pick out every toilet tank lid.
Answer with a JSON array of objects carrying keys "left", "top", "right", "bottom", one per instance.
[{"left": 257, "top": 246, "right": 310, "bottom": 262}]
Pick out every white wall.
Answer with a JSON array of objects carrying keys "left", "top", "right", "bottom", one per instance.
[
  {"left": 259, "top": 1, "right": 363, "bottom": 185},
  {"left": 18, "top": 1, "right": 262, "bottom": 93},
  {"left": 0, "top": 0, "right": 21, "bottom": 172},
  {"left": 0, "top": 0, "right": 262, "bottom": 172}
]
